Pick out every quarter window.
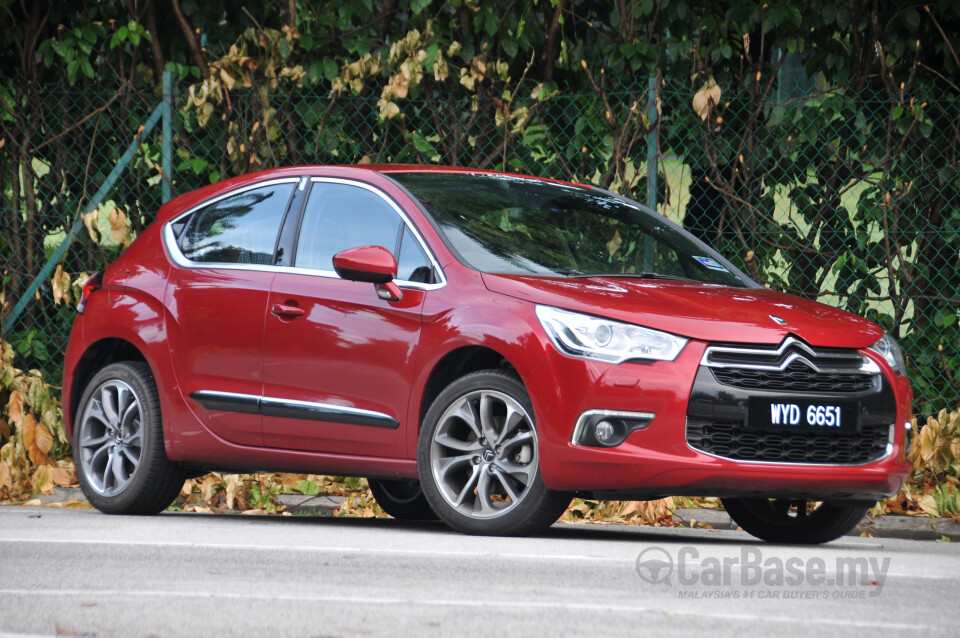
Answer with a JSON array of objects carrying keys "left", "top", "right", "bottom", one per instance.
[{"left": 178, "top": 183, "right": 295, "bottom": 265}]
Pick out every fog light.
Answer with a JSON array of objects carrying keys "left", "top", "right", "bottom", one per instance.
[
  {"left": 572, "top": 410, "right": 655, "bottom": 447},
  {"left": 595, "top": 420, "right": 616, "bottom": 443}
]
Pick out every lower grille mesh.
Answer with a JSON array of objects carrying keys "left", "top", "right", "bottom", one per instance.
[{"left": 686, "top": 418, "right": 890, "bottom": 464}]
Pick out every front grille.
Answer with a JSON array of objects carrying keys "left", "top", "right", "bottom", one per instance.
[
  {"left": 712, "top": 363, "right": 876, "bottom": 393},
  {"left": 701, "top": 337, "right": 876, "bottom": 374},
  {"left": 686, "top": 418, "right": 890, "bottom": 465}
]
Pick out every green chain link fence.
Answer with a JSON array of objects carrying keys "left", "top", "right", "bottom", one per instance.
[{"left": 1, "top": 74, "right": 958, "bottom": 414}]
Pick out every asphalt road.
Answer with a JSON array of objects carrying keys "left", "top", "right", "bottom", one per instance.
[{"left": 0, "top": 507, "right": 957, "bottom": 637}]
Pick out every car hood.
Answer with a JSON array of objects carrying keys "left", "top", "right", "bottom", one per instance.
[{"left": 481, "top": 273, "right": 883, "bottom": 348}]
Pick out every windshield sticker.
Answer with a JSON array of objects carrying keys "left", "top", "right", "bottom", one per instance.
[{"left": 694, "top": 256, "right": 729, "bottom": 272}]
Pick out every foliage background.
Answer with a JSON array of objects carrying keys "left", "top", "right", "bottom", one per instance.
[{"left": 1, "top": 0, "right": 959, "bottom": 514}]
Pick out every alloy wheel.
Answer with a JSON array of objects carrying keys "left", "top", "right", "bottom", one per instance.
[
  {"left": 77, "top": 379, "right": 143, "bottom": 497},
  {"left": 429, "top": 389, "right": 538, "bottom": 519}
]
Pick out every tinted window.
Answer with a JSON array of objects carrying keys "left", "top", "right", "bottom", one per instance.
[
  {"left": 178, "top": 183, "right": 294, "bottom": 265},
  {"left": 295, "top": 183, "right": 402, "bottom": 271},
  {"left": 391, "top": 172, "right": 747, "bottom": 287}
]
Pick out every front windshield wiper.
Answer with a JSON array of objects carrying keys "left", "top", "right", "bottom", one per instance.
[{"left": 566, "top": 271, "right": 696, "bottom": 282}]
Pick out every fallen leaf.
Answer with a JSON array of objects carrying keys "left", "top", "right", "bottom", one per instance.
[
  {"left": 31, "top": 463, "right": 54, "bottom": 494},
  {"left": 0, "top": 459, "right": 11, "bottom": 490},
  {"left": 51, "top": 465, "right": 73, "bottom": 487},
  {"left": 919, "top": 494, "right": 940, "bottom": 517}
]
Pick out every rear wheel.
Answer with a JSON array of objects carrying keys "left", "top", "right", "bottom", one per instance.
[
  {"left": 74, "top": 362, "right": 184, "bottom": 514},
  {"left": 368, "top": 478, "right": 437, "bottom": 520},
  {"left": 417, "top": 370, "right": 571, "bottom": 536},
  {"left": 722, "top": 497, "right": 870, "bottom": 544}
]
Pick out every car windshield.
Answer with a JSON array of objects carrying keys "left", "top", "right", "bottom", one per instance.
[{"left": 391, "top": 172, "right": 747, "bottom": 287}]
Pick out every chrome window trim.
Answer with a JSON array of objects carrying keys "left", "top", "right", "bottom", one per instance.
[
  {"left": 162, "top": 175, "right": 446, "bottom": 291},
  {"left": 571, "top": 409, "right": 656, "bottom": 445},
  {"left": 684, "top": 420, "right": 895, "bottom": 467},
  {"left": 700, "top": 336, "right": 881, "bottom": 374}
]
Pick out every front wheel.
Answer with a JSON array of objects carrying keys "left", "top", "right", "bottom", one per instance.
[
  {"left": 417, "top": 370, "right": 571, "bottom": 536},
  {"left": 74, "top": 362, "right": 184, "bottom": 514},
  {"left": 367, "top": 478, "right": 437, "bottom": 520},
  {"left": 722, "top": 498, "right": 870, "bottom": 544}
]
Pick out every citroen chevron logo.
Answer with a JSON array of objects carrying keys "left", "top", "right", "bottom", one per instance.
[{"left": 769, "top": 315, "right": 787, "bottom": 325}]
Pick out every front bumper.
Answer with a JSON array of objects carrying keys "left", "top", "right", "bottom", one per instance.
[{"left": 527, "top": 340, "right": 913, "bottom": 500}]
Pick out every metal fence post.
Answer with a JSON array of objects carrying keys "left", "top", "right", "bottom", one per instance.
[
  {"left": 1, "top": 102, "right": 166, "bottom": 336},
  {"left": 643, "top": 75, "right": 660, "bottom": 272},
  {"left": 162, "top": 70, "right": 173, "bottom": 203},
  {"left": 645, "top": 75, "right": 659, "bottom": 211}
]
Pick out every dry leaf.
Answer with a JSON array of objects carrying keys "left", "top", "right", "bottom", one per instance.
[
  {"left": 918, "top": 494, "right": 940, "bottom": 517},
  {"left": 7, "top": 390, "right": 22, "bottom": 425},
  {"left": 606, "top": 230, "right": 623, "bottom": 258},
  {"left": 0, "top": 459, "right": 11, "bottom": 491},
  {"left": 692, "top": 78, "right": 722, "bottom": 121},
  {"left": 51, "top": 465, "right": 73, "bottom": 487},
  {"left": 22, "top": 414, "right": 53, "bottom": 465},
  {"left": 199, "top": 474, "right": 219, "bottom": 502},
  {"left": 31, "top": 463, "right": 54, "bottom": 494},
  {"left": 108, "top": 207, "right": 132, "bottom": 246},
  {"left": 51, "top": 265, "right": 72, "bottom": 306},
  {"left": 82, "top": 210, "right": 101, "bottom": 242}
]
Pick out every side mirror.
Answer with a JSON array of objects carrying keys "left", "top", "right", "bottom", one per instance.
[{"left": 332, "top": 245, "right": 402, "bottom": 302}]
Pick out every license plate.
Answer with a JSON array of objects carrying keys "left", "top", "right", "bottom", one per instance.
[{"left": 748, "top": 398, "right": 857, "bottom": 433}]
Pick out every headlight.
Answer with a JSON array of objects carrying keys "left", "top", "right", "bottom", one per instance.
[
  {"left": 868, "top": 333, "right": 907, "bottom": 375},
  {"left": 535, "top": 305, "right": 687, "bottom": 363}
]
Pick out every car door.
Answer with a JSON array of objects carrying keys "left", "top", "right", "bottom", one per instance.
[
  {"left": 164, "top": 178, "right": 300, "bottom": 447},
  {"left": 261, "top": 177, "right": 442, "bottom": 457}
]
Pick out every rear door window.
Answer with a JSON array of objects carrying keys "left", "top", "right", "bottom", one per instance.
[{"left": 178, "top": 182, "right": 296, "bottom": 265}]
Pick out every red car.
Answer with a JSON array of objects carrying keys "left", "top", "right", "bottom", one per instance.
[{"left": 63, "top": 165, "right": 913, "bottom": 542}]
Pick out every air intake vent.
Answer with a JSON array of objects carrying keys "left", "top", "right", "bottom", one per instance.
[{"left": 687, "top": 418, "right": 891, "bottom": 465}]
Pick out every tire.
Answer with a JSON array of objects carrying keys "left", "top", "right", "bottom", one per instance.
[
  {"left": 722, "top": 498, "right": 870, "bottom": 544},
  {"left": 417, "top": 370, "right": 571, "bottom": 536},
  {"left": 73, "top": 361, "right": 184, "bottom": 514},
  {"left": 368, "top": 478, "right": 438, "bottom": 520}
]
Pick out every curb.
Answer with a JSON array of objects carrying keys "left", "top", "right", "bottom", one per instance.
[{"left": 673, "top": 508, "right": 960, "bottom": 541}]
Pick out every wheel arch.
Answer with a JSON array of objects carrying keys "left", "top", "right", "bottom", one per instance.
[
  {"left": 66, "top": 337, "right": 149, "bottom": 439},
  {"left": 418, "top": 345, "right": 520, "bottom": 427}
]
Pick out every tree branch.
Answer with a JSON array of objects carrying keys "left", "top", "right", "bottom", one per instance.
[{"left": 171, "top": 0, "right": 209, "bottom": 79}]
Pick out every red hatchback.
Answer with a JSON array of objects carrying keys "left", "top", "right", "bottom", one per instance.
[{"left": 63, "top": 165, "right": 913, "bottom": 542}]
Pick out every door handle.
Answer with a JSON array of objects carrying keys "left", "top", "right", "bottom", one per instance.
[{"left": 271, "top": 303, "right": 305, "bottom": 318}]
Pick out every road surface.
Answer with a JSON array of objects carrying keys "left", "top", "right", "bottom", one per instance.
[{"left": 0, "top": 507, "right": 957, "bottom": 637}]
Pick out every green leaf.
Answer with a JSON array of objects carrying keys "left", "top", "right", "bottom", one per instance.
[
  {"left": 80, "top": 58, "right": 94, "bottom": 79},
  {"left": 323, "top": 58, "right": 338, "bottom": 82},
  {"left": 905, "top": 9, "right": 920, "bottom": 30},
  {"left": 412, "top": 131, "right": 437, "bottom": 155}
]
